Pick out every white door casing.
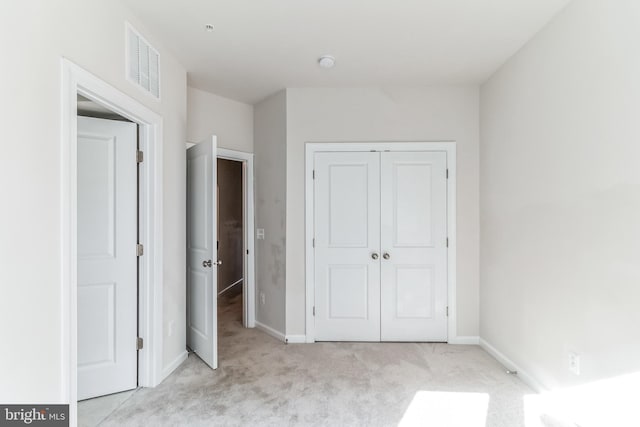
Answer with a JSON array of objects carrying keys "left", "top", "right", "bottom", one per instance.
[
  {"left": 314, "top": 152, "right": 381, "bottom": 341},
  {"left": 62, "top": 60, "right": 165, "bottom": 427},
  {"left": 187, "top": 136, "right": 218, "bottom": 369},
  {"left": 77, "top": 116, "right": 138, "bottom": 400},
  {"left": 311, "top": 147, "right": 450, "bottom": 342},
  {"left": 380, "top": 152, "right": 448, "bottom": 341}
]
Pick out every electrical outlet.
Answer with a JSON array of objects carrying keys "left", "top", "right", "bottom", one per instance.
[
  {"left": 257, "top": 229, "right": 265, "bottom": 240},
  {"left": 260, "top": 292, "right": 266, "bottom": 305},
  {"left": 568, "top": 352, "right": 580, "bottom": 375}
]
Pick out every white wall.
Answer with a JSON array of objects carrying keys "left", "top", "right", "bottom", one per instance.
[
  {"left": 253, "top": 91, "right": 287, "bottom": 334},
  {"left": 285, "top": 87, "right": 480, "bottom": 338},
  {"left": 187, "top": 87, "right": 253, "bottom": 152},
  {"left": 0, "top": 0, "right": 187, "bottom": 402},
  {"left": 481, "top": 0, "right": 640, "bottom": 390}
]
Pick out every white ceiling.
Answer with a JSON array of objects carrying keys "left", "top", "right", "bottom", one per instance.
[{"left": 123, "top": 0, "right": 570, "bottom": 104}]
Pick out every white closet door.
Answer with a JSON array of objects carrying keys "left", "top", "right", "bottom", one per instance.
[
  {"left": 380, "top": 152, "right": 448, "bottom": 341},
  {"left": 314, "top": 152, "right": 381, "bottom": 341},
  {"left": 77, "top": 116, "right": 138, "bottom": 400}
]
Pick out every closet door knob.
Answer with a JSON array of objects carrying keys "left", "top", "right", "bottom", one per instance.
[
  {"left": 383, "top": 253, "right": 391, "bottom": 260},
  {"left": 371, "top": 253, "right": 379, "bottom": 260}
]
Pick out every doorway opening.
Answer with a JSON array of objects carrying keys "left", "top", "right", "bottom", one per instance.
[
  {"left": 216, "top": 149, "right": 256, "bottom": 333},
  {"left": 75, "top": 96, "right": 141, "bottom": 424},
  {"left": 217, "top": 158, "right": 244, "bottom": 333},
  {"left": 185, "top": 144, "right": 255, "bottom": 370}
]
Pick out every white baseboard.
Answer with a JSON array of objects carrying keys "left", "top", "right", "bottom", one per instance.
[
  {"left": 448, "top": 335, "right": 480, "bottom": 345},
  {"left": 479, "top": 338, "right": 546, "bottom": 393},
  {"left": 285, "top": 334, "right": 306, "bottom": 344},
  {"left": 255, "top": 321, "right": 285, "bottom": 342},
  {"left": 161, "top": 350, "right": 188, "bottom": 381}
]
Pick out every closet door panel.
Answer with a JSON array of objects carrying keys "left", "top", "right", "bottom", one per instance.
[
  {"left": 380, "top": 152, "right": 448, "bottom": 341},
  {"left": 314, "top": 152, "right": 381, "bottom": 341}
]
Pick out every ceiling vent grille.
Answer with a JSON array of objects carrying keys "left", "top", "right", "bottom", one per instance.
[{"left": 126, "top": 24, "right": 160, "bottom": 99}]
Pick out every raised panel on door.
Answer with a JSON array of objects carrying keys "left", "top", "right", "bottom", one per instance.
[
  {"left": 314, "top": 152, "right": 381, "bottom": 341},
  {"left": 77, "top": 116, "right": 138, "bottom": 400},
  {"left": 78, "top": 283, "right": 116, "bottom": 367},
  {"left": 186, "top": 137, "right": 218, "bottom": 369},
  {"left": 188, "top": 268, "right": 209, "bottom": 338},
  {"left": 77, "top": 135, "right": 115, "bottom": 258},
  {"left": 380, "top": 152, "right": 448, "bottom": 342}
]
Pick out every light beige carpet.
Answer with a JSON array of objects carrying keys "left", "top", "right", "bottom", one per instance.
[{"left": 84, "top": 292, "right": 534, "bottom": 426}]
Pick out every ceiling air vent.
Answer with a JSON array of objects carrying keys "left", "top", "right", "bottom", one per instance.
[{"left": 126, "top": 23, "right": 160, "bottom": 99}]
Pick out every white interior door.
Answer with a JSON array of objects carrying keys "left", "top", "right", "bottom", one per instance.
[
  {"left": 314, "top": 152, "right": 381, "bottom": 341},
  {"left": 380, "top": 152, "right": 448, "bottom": 341},
  {"left": 187, "top": 136, "right": 218, "bottom": 369},
  {"left": 77, "top": 116, "right": 138, "bottom": 400}
]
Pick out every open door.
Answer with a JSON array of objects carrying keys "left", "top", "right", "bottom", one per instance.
[{"left": 187, "top": 136, "right": 219, "bottom": 369}]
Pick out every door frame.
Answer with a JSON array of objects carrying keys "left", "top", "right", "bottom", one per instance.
[
  {"left": 61, "top": 59, "right": 164, "bottom": 424},
  {"left": 304, "top": 142, "right": 457, "bottom": 343},
  {"left": 216, "top": 149, "right": 256, "bottom": 328}
]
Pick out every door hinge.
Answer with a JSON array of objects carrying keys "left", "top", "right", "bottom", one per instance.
[
  {"left": 136, "top": 337, "right": 144, "bottom": 350},
  {"left": 312, "top": 238, "right": 315, "bottom": 248},
  {"left": 446, "top": 238, "right": 449, "bottom": 248},
  {"left": 312, "top": 170, "right": 315, "bottom": 180},
  {"left": 136, "top": 150, "right": 144, "bottom": 163},
  {"left": 446, "top": 169, "right": 449, "bottom": 179},
  {"left": 246, "top": 249, "right": 249, "bottom": 255},
  {"left": 313, "top": 306, "right": 315, "bottom": 316},
  {"left": 136, "top": 243, "right": 144, "bottom": 256},
  {"left": 446, "top": 306, "right": 449, "bottom": 317}
]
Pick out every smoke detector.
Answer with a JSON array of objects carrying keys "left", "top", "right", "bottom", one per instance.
[{"left": 318, "top": 55, "right": 336, "bottom": 69}]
